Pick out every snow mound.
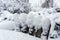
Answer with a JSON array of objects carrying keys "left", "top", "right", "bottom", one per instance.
[{"left": 0, "top": 21, "right": 17, "bottom": 30}]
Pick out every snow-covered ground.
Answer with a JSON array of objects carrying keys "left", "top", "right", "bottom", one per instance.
[
  {"left": 48, "top": 36, "right": 60, "bottom": 40},
  {"left": 0, "top": 30, "right": 59, "bottom": 40},
  {"left": 0, "top": 29, "right": 41, "bottom": 40}
]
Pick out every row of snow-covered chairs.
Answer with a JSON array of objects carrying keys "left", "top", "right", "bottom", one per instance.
[
  {"left": 0, "top": 10, "right": 44, "bottom": 38},
  {"left": 18, "top": 11, "right": 60, "bottom": 38},
  {"left": 18, "top": 11, "right": 51, "bottom": 38}
]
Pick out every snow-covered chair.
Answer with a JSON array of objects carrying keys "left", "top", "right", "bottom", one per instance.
[
  {"left": 19, "top": 13, "right": 28, "bottom": 33},
  {"left": 26, "top": 12, "right": 39, "bottom": 35},
  {"left": 19, "top": 13, "right": 27, "bottom": 26},
  {"left": 42, "top": 18, "right": 51, "bottom": 34}
]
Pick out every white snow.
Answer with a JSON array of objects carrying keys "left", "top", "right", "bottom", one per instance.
[
  {"left": 53, "top": 0, "right": 60, "bottom": 8},
  {"left": 0, "top": 29, "right": 41, "bottom": 40},
  {"left": 0, "top": 21, "right": 17, "bottom": 30},
  {"left": 0, "top": 10, "right": 14, "bottom": 21}
]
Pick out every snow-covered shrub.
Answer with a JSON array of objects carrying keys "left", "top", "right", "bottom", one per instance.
[
  {"left": 20, "top": 3, "right": 31, "bottom": 13},
  {"left": 3, "top": 0, "right": 21, "bottom": 13},
  {"left": 0, "top": 0, "right": 7, "bottom": 10},
  {"left": 0, "top": 0, "right": 31, "bottom": 14}
]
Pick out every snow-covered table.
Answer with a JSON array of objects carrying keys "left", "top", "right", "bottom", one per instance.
[{"left": 0, "top": 30, "right": 41, "bottom": 40}]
